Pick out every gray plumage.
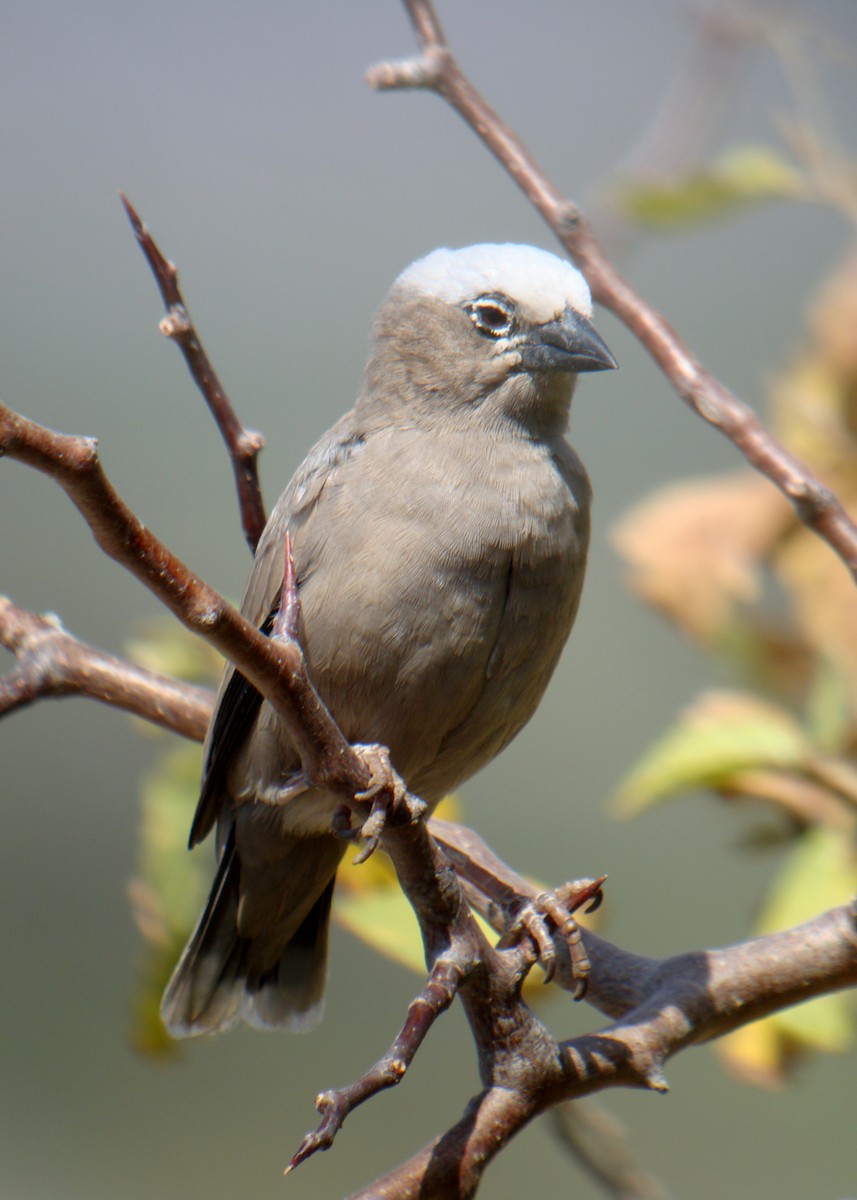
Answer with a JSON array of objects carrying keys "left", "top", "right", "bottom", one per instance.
[{"left": 161, "top": 244, "right": 616, "bottom": 1036}]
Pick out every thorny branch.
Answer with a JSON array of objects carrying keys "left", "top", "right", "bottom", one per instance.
[
  {"left": 120, "top": 193, "right": 267, "bottom": 553},
  {"left": 0, "top": 398, "right": 551, "bottom": 1194},
  {"left": 367, "top": 0, "right": 857, "bottom": 582},
  {"left": 1, "top": 506, "right": 856, "bottom": 1200},
  {"left": 286, "top": 957, "right": 465, "bottom": 1174},
  {"left": 2, "top": 3, "right": 857, "bottom": 1198}
]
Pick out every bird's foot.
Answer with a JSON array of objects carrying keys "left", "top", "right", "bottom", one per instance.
[
  {"left": 331, "top": 743, "right": 427, "bottom": 864},
  {"left": 498, "top": 876, "right": 606, "bottom": 999}
]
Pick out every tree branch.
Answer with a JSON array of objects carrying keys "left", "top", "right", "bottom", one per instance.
[
  {"left": 341, "top": 898, "right": 857, "bottom": 1200},
  {"left": 0, "top": 595, "right": 211, "bottom": 738},
  {"left": 119, "top": 193, "right": 267, "bottom": 552},
  {"left": 286, "top": 957, "right": 464, "bottom": 1174},
  {"left": 0, "top": 398, "right": 558, "bottom": 1194},
  {"left": 367, "top": 0, "right": 857, "bottom": 581},
  {"left": 3, "top": 9, "right": 855, "bottom": 1195},
  {"left": 1, "top": 567, "right": 853, "bottom": 1198},
  {"left": 0, "top": 399, "right": 395, "bottom": 810}
]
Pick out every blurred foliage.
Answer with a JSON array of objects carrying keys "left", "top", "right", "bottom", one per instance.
[
  {"left": 128, "top": 740, "right": 207, "bottom": 1056},
  {"left": 613, "top": 689, "right": 851, "bottom": 821},
  {"left": 126, "top": 627, "right": 220, "bottom": 1053},
  {"left": 614, "top": 144, "right": 803, "bottom": 229},
  {"left": 126, "top": 619, "right": 225, "bottom": 690},
  {"left": 719, "top": 826, "right": 856, "bottom": 1087},
  {"left": 612, "top": 187, "right": 857, "bottom": 1082}
]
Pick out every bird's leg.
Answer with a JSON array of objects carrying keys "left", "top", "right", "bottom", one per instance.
[
  {"left": 429, "top": 821, "right": 607, "bottom": 998},
  {"left": 498, "top": 877, "right": 606, "bottom": 998},
  {"left": 333, "top": 743, "right": 427, "bottom": 865}
]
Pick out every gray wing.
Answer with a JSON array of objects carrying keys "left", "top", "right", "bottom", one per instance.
[{"left": 188, "top": 413, "right": 366, "bottom": 848}]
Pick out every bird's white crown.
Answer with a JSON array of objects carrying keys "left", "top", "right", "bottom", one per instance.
[{"left": 395, "top": 243, "right": 592, "bottom": 324}]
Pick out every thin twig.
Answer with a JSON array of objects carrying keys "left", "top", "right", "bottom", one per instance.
[
  {"left": 550, "top": 1099, "right": 672, "bottom": 1200},
  {"left": 367, "top": 0, "right": 857, "bottom": 581},
  {"left": 0, "top": 596, "right": 211, "bottom": 738},
  {"left": 286, "top": 958, "right": 465, "bottom": 1173},
  {"left": 120, "top": 193, "right": 267, "bottom": 552}
]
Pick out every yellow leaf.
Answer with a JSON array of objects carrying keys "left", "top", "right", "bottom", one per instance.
[
  {"left": 776, "top": 519, "right": 857, "bottom": 718},
  {"left": 334, "top": 881, "right": 426, "bottom": 975},
  {"left": 334, "top": 797, "right": 568, "bottom": 996},
  {"left": 718, "top": 1018, "right": 793, "bottom": 1089},
  {"left": 718, "top": 826, "right": 857, "bottom": 1084},
  {"left": 334, "top": 797, "right": 462, "bottom": 975},
  {"left": 755, "top": 824, "right": 857, "bottom": 933}
]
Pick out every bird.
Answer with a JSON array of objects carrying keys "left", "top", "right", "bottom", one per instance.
[{"left": 161, "top": 243, "right": 616, "bottom": 1037}]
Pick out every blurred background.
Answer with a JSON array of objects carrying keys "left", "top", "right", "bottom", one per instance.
[{"left": 2, "top": 2, "right": 856, "bottom": 1197}]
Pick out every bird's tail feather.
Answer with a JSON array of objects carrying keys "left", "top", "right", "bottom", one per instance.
[
  {"left": 244, "top": 876, "right": 335, "bottom": 1031},
  {"left": 161, "top": 829, "right": 339, "bottom": 1036}
]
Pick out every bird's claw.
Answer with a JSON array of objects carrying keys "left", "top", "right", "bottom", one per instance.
[
  {"left": 500, "top": 876, "right": 606, "bottom": 999},
  {"left": 332, "top": 743, "right": 424, "bottom": 864},
  {"left": 349, "top": 793, "right": 388, "bottom": 865}
]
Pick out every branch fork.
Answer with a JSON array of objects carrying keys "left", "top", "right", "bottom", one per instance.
[
  {"left": 3, "top": 3, "right": 857, "bottom": 1197},
  {"left": 286, "top": 957, "right": 465, "bottom": 1175}
]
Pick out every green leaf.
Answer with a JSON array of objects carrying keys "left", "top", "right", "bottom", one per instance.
[
  {"left": 615, "top": 144, "right": 802, "bottom": 230},
  {"left": 614, "top": 691, "right": 811, "bottom": 816},
  {"left": 755, "top": 824, "right": 857, "bottom": 940},
  {"left": 805, "top": 656, "right": 855, "bottom": 754},
  {"left": 719, "top": 826, "right": 857, "bottom": 1082}
]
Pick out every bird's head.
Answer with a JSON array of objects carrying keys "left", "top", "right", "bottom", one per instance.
[{"left": 363, "top": 243, "right": 616, "bottom": 438}]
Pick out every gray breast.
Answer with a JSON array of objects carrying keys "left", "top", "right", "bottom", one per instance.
[{"left": 230, "top": 422, "right": 590, "bottom": 817}]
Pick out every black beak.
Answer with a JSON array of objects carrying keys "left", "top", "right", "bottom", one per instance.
[{"left": 519, "top": 308, "right": 617, "bottom": 374}]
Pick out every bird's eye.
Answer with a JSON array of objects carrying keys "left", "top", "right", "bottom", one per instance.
[{"left": 466, "top": 297, "right": 515, "bottom": 339}]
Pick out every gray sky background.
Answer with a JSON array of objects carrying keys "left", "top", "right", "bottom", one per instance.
[{"left": 2, "top": 3, "right": 856, "bottom": 1198}]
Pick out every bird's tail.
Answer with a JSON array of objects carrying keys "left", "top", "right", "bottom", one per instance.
[{"left": 161, "top": 829, "right": 342, "bottom": 1036}]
